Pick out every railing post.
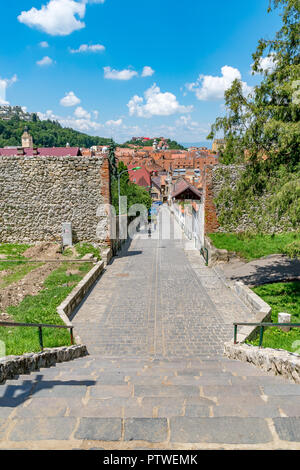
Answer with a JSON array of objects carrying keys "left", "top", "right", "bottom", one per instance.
[
  {"left": 234, "top": 325, "right": 238, "bottom": 344},
  {"left": 38, "top": 327, "right": 44, "bottom": 351},
  {"left": 259, "top": 326, "right": 264, "bottom": 347},
  {"left": 70, "top": 327, "right": 74, "bottom": 345}
]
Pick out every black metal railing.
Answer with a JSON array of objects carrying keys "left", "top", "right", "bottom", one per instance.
[
  {"left": 233, "top": 322, "right": 300, "bottom": 347},
  {"left": 0, "top": 321, "right": 74, "bottom": 351},
  {"left": 200, "top": 247, "right": 209, "bottom": 266}
]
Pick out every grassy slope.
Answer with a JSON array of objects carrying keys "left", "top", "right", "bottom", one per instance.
[
  {"left": 248, "top": 282, "right": 300, "bottom": 352},
  {"left": 208, "top": 232, "right": 300, "bottom": 261},
  {"left": 0, "top": 262, "right": 91, "bottom": 355}
]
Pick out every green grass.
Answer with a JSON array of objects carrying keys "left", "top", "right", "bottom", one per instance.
[
  {"left": 0, "top": 243, "right": 31, "bottom": 272},
  {"left": 208, "top": 232, "right": 300, "bottom": 261},
  {"left": 0, "top": 262, "right": 91, "bottom": 356},
  {"left": 75, "top": 243, "right": 101, "bottom": 260},
  {"left": 0, "top": 243, "right": 43, "bottom": 287},
  {"left": 0, "top": 262, "right": 43, "bottom": 288},
  {"left": 0, "top": 243, "right": 30, "bottom": 257},
  {"left": 247, "top": 281, "right": 300, "bottom": 353}
]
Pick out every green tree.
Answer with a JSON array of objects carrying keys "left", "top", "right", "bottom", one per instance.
[
  {"left": 207, "top": 0, "right": 300, "bottom": 231},
  {"left": 208, "top": 0, "right": 300, "bottom": 170},
  {"left": 111, "top": 162, "right": 152, "bottom": 215}
]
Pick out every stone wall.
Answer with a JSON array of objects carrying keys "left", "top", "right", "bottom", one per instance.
[
  {"left": 0, "top": 155, "right": 111, "bottom": 245},
  {"left": 224, "top": 342, "right": 300, "bottom": 384},
  {"left": 203, "top": 164, "right": 294, "bottom": 233}
]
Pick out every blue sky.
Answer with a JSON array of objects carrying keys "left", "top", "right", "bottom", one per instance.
[{"left": 0, "top": 0, "right": 282, "bottom": 144}]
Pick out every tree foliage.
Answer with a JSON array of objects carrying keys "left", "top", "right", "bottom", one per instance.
[
  {"left": 124, "top": 138, "right": 186, "bottom": 150},
  {"left": 111, "top": 162, "right": 152, "bottom": 215},
  {"left": 208, "top": 0, "right": 300, "bottom": 231},
  {"left": 0, "top": 117, "right": 112, "bottom": 148}
]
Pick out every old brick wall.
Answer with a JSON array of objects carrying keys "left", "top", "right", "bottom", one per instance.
[
  {"left": 0, "top": 155, "right": 111, "bottom": 245},
  {"left": 203, "top": 165, "right": 220, "bottom": 234}
]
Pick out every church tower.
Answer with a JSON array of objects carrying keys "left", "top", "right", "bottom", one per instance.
[{"left": 21, "top": 127, "right": 33, "bottom": 148}]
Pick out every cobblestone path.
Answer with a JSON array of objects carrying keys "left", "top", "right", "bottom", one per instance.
[{"left": 0, "top": 207, "right": 300, "bottom": 449}]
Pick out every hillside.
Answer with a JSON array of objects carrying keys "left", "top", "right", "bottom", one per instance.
[
  {"left": 0, "top": 117, "right": 112, "bottom": 148},
  {"left": 122, "top": 138, "right": 186, "bottom": 150}
]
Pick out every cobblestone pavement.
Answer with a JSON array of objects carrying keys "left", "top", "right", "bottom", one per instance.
[{"left": 0, "top": 207, "right": 300, "bottom": 449}]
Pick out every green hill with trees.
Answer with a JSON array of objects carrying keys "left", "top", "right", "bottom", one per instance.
[
  {"left": 0, "top": 116, "right": 112, "bottom": 148},
  {"left": 122, "top": 138, "right": 186, "bottom": 150}
]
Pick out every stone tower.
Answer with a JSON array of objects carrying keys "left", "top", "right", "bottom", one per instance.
[{"left": 21, "top": 127, "right": 33, "bottom": 148}]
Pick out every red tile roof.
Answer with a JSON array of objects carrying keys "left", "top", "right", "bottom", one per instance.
[
  {"left": 0, "top": 147, "right": 81, "bottom": 157},
  {"left": 128, "top": 164, "right": 151, "bottom": 188}
]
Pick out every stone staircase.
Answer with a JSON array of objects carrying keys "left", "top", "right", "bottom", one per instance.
[{"left": 1, "top": 354, "right": 300, "bottom": 449}]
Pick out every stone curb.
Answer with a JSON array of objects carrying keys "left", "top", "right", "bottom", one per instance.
[
  {"left": 224, "top": 342, "right": 300, "bottom": 384},
  {"left": 231, "top": 280, "right": 272, "bottom": 343},
  {"left": 213, "top": 265, "right": 272, "bottom": 344},
  {"left": 101, "top": 247, "right": 113, "bottom": 266},
  {"left": 0, "top": 345, "right": 88, "bottom": 384},
  {"left": 57, "top": 260, "right": 105, "bottom": 325},
  {"left": 204, "top": 236, "right": 237, "bottom": 267}
]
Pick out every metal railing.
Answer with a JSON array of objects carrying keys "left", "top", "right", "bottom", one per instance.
[
  {"left": 233, "top": 322, "right": 300, "bottom": 347},
  {"left": 0, "top": 321, "right": 74, "bottom": 351},
  {"left": 200, "top": 247, "right": 209, "bottom": 266}
]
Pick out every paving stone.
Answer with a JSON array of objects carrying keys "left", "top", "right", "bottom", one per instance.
[
  {"left": 212, "top": 405, "right": 281, "bottom": 418},
  {"left": 170, "top": 417, "right": 273, "bottom": 444},
  {"left": 75, "top": 418, "right": 122, "bottom": 441},
  {"left": 0, "top": 419, "right": 9, "bottom": 439},
  {"left": 69, "top": 403, "right": 123, "bottom": 418},
  {"left": 202, "top": 385, "right": 262, "bottom": 398},
  {"left": 123, "top": 406, "right": 154, "bottom": 418},
  {"left": 14, "top": 398, "right": 69, "bottom": 417},
  {"left": 124, "top": 418, "right": 168, "bottom": 442},
  {"left": 89, "top": 385, "right": 132, "bottom": 398},
  {"left": 134, "top": 385, "right": 200, "bottom": 397},
  {"left": 262, "top": 385, "right": 300, "bottom": 396},
  {"left": 184, "top": 404, "right": 211, "bottom": 417},
  {"left": 273, "top": 418, "right": 300, "bottom": 442},
  {"left": 32, "top": 383, "right": 89, "bottom": 398},
  {"left": 9, "top": 418, "right": 76, "bottom": 441}
]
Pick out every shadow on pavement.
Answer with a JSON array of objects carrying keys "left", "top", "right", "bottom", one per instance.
[
  {"left": 0, "top": 374, "right": 96, "bottom": 408},
  {"left": 228, "top": 256, "right": 300, "bottom": 286}
]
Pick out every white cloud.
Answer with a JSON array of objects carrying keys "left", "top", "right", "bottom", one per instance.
[
  {"left": 39, "top": 41, "right": 49, "bottom": 48},
  {"left": 0, "top": 74, "right": 17, "bottom": 105},
  {"left": 18, "top": 0, "right": 86, "bottom": 36},
  {"left": 60, "top": 91, "right": 81, "bottom": 107},
  {"left": 104, "top": 66, "right": 138, "bottom": 81},
  {"left": 74, "top": 106, "right": 91, "bottom": 119},
  {"left": 128, "top": 83, "right": 193, "bottom": 118},
  {"left": 38, "top": 109, "right": 103, "bottom": 132},
  {"left": 70, "top": 43, "right": 105, "bottom": 53},
  {"left": 252, "top": 53, "right": 277, "bottom": 74},
  {"left": 175, "top": 115, "right": 208, "bottom": 135},
  {"left": 105, "top": 119, "right": 123, "bottom": 126},
  {"left": 142, "top": 66, "right": 155, "bottom": 77},
  {"left": 36, "top": 56, "right": 53, "bottom": 66},
  {"left": 186, "top": 66, "right": 252, "bottom": 101}
]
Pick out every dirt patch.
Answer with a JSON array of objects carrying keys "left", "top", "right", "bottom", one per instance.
[
  {"left": 23, "top": 243, "right": 64, "bottom": 260},
  {"left": 0, "top": 271, "right": 10, "bottom": 280},
  {"left": 0, "top": 263, "right": 60, "bottom": 312},
  {"left": 0, "top": 312, "right": 13, "bottom": 323}
]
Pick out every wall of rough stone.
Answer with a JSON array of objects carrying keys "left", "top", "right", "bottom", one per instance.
[
  {"left": 204, "top": 164, "right": 294, "bottom": 233},
  {"left": 0, "top": 155, "right": 111, "bottom": 245}
]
